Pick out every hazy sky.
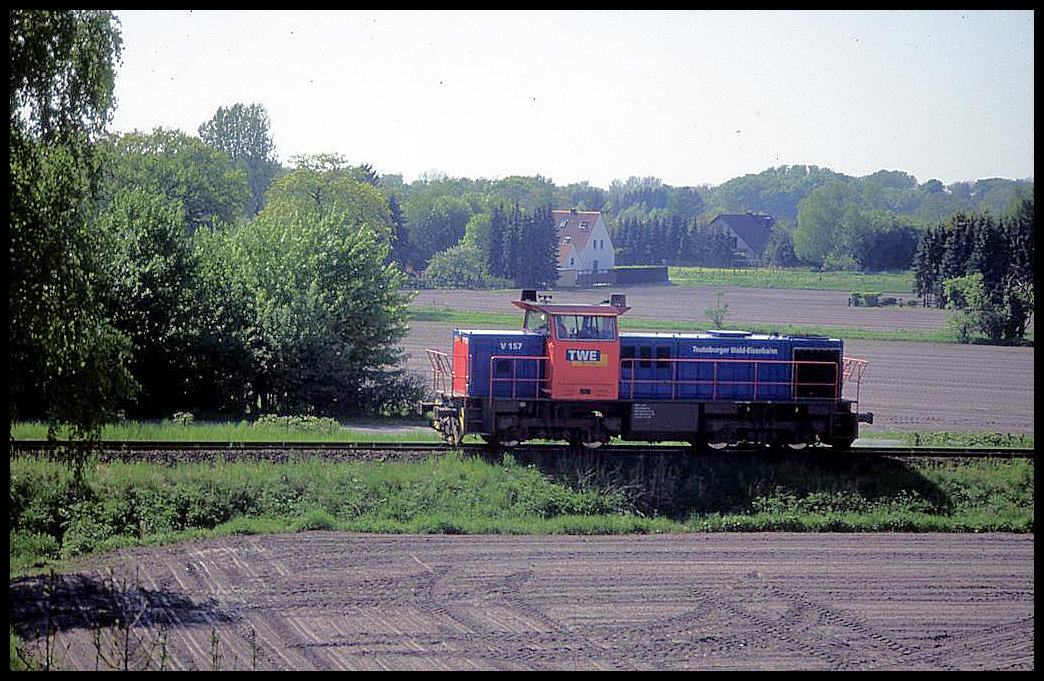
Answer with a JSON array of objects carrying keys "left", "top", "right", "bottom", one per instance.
[{"left": 109, "top": 10, "right": 1034, "bottom": 189}]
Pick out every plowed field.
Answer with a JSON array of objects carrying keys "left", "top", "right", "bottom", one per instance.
[{"left": 11, "top": 533, "right": 1033, "bottom": 670}]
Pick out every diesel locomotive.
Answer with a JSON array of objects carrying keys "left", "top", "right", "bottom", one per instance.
[{"left": 424, "top": 290, "right": 872, "bottom": 449}]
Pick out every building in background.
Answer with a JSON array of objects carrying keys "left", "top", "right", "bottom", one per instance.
[
  {"left": 555, "top": 209, "right": 615, "bottom": 286},
  {"left": 706, "top": 213, "right": 775, "bottom": 266}
]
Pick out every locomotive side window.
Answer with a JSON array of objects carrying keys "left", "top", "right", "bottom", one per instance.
[
  {"left": 621, "top": 345, "right": 635, "bottom": 378},
  {"left": 794, "top": 348, "right": 841, "bottom": 398},
  {"left": 554, "top": 314, "right": 616, "bottom": 341},
  {"left": 524, "top": 310, "right": 550, "bottom": 335}
]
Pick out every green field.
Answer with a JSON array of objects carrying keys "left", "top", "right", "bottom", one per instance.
[
  {"left": 668, "top": 266, "right": 915, "bottom": 293},
  {"left": 410, "top": 307, "right": 955, "bottom": 343}
]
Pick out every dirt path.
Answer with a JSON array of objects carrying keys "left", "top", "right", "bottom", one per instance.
[{"left": 11, "top": 533, "right": 1033, "bottom": 671}]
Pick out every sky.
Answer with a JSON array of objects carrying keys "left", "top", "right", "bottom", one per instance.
[{"left": 108, "top": 10, "right": 1034, "bottom": 189}]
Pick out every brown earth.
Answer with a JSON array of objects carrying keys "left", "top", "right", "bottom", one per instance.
[
  {"left": 405, "top": 286, "right": 1035, "bottom": 435},
  {"left": 11, "top": 533, "right": 1033, "bottom": 670}
]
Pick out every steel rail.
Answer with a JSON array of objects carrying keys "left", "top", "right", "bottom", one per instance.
[{"left": 9, "top": 440, "right": 1034, "bottom": 459}]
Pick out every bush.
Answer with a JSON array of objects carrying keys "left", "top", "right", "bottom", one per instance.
[
  {"left": 423, "top": 243, "right": 509, "bottom": 289},
  {"left": 253, "top": 414, "right": 342, "bottom": 434},
  {"left": 171, "top": 411, "right": 195, "bottom": 427}
]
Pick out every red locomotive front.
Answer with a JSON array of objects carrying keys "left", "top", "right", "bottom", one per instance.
[{"left": 513, "top": 295, "right": 628, "bottom": 401}]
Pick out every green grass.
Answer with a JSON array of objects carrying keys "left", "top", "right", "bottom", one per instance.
[
  {"left": 9, "top": 419, "right": 443, "bottom": 443},
  {"left": 12, "top": 419, "right": 1033, "bottom": 452},
  {"left": 10, "top": 449, "right": 1034, "bottom": 575},
  {"left": 411, "top": 307, "right": 954, "bottom": 343},
  {"left": 668, "top": 266, "right": 915, "bottom": 293},
  {"left": 858, "top": 428, "right": 1034, "bottom": 449}
]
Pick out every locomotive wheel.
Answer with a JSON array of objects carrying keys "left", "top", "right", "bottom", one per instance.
[{"left": 565, "top": 428, "right": 609, "bottom": 450}]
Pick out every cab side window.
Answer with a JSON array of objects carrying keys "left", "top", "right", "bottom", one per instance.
[{"left": 525, "top": 310, "right": 550, "bottom": 335}]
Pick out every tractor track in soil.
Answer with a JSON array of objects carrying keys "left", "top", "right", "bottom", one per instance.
[{"left": 10, "top": 533, "right": 1033, "bottom": 671}]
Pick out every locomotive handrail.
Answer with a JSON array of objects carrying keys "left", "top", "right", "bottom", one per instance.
[
  {"left": 619, "top": 356, "right": 843, "bottom": 404},
  {"left": 842, "top": 356, "right": 869, "bottom": 411},
  {"left": 425, "top": 348, "right": 455, "bottom": 395},
  {"left": 489, "top": 354, "right": 551, "bottom": 403},
  {"left": 430, "top": 348, "right": 869, "bottom": 410}
]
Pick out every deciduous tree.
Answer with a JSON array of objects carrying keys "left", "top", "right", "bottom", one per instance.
[{"left": 10, "top": 10, "right": 135, "bottom": 442}]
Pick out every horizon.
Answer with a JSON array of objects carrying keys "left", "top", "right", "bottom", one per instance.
[{"left": 109, "top": 10, "right": 1034, "bottom": 189}]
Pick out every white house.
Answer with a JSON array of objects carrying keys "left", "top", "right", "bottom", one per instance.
[{"left": 554, "top": 209, "right": 614, "bottom": 286}]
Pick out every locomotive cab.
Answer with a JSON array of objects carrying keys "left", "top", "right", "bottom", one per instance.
[{"left": 514, "top": 295, "right": 628, "bottom": 401}]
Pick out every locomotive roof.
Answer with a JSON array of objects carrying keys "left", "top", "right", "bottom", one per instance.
[
  {"left": 512, "top": 300, "right": 630, "bottom": 316},
  {"left": 620, "top": 331, "right": 843, "bottom": 343}
]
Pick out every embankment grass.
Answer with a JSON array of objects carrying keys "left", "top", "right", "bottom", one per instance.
[
  {"left": 10, "top": 450, "right": 1033, "bottom": 575},
  {"left": 9, "top": 419, "right": 441, "bottom": 443}
]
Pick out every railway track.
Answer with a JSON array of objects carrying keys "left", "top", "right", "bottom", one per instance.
[{"left": 9, "top": 439, "right": 1034, "bottom": 460}]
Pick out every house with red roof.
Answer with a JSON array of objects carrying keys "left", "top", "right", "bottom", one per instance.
[{"left": 554, "top": 209, "right": 614, "bottom": 286}]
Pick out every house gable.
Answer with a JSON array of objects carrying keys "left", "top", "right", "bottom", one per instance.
[
  {"left": 553, "top": 209, "right": 614, "bottom": 272},
  {"left": 708, "top": 213, "right": 775, "bottom": 261}
]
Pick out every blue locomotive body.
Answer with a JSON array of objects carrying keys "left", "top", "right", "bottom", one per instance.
[{"left": 425, "top": 292, "right": 871, "bottom": 449}]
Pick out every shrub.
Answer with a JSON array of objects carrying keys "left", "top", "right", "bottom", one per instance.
[
  {"left": 253, "top": 414, "right": 341, "bottom": 435},
  {"left": 171, "top": 412, "right": 195, "bottom": 427}
]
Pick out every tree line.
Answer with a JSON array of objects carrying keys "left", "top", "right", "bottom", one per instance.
[
  {"left": 11, "top": 11, "right": 419, "bottom": 440},
  {"left": 912, "top": 199, "right": 1034, "bottom": 341}
]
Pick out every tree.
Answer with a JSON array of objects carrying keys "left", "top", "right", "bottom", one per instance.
[
  {"left": 93, "top": 129, "right": 255, "bottom": 417},
  {"left": 495, "top": 202, "right": 557, "bottom": 286},
  {"left": 404, "top": 193, "right": 473, "bottom": 268},
  {"left": 763, "top": 219, "right": 799, "bottom": 267},
  {"left": 100, "top": 128, "right": 250, "bottom": 234},
  {"left": 851, "top": 210, "right": 920, "bottom": 271},
  {"left": 915, "top": 201, "right": 1034, "bottom": 341},
  {"left": 424, "top": 243, "right": 504, "bottom": 288},
  {"left": 563, "top": 181, "right": 607, "bottom": 212},
  {"left": 198, "top": 103, "right": 281, "bottom": 216},
  {"left": 10, "top": 10, "right": 135, "bottom": 442},
  {"left": 794, "top": 181, "right": 861, "bottom": 267},
  {"left": 943, "top": 273, "right": 1005, "bottom": 342},
  {"left": 386, "top": 192, "right": 414, "bottom": 270},
  {"left": 266, "top": 154, "right": 393, "bottom": 240},
  {"left": 913, "top": 225, "right": 946, "bottom": 306},
  {"left": 486, "top": 203, "right": 509, "bottom": 278},
  {"left": 227, "top": 165, "right": 417, "bottom": 416},
  {"left": 97, "top": 187, "right": 196, "bottom": 417}
]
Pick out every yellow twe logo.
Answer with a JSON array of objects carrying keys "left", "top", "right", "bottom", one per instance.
[{"left": 565, "top": 349, "right": 606, "bottom": 366}]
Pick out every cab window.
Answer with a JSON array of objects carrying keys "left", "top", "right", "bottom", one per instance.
[
  {"left": 553, "top": 314, "right": 616, "bottom": 341},
  {"left": 524, "top": 310, "right": 550, "bottom": 335}
]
